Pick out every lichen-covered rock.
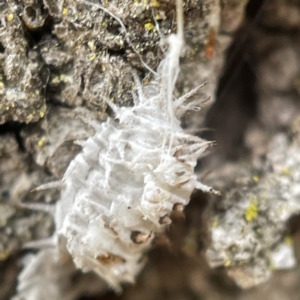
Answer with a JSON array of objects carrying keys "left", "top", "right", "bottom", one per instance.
[
  {"left": 206, "top": 116, "right": 300, "bottom": 288},
  {"left": 0, "top": 2, "right": 47, "bottom": 124},
  {"left": 0, "top": 0, "right": 238, "bottom": 126},
  {"left": 201, "top": 1, "right": 300, "bottom": 288},
  {"left": 41, "top": 0, "right": 174, "bottom": 109}
]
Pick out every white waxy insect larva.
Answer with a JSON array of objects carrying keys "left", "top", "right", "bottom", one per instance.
[{"left": 15, "top": 0, "right": 218, "bottom": 297}]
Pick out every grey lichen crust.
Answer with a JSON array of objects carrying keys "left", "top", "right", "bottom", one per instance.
[
  {"left": 206, "top": 118, "right": 300, "bottom": 288},
  {"left": 204, "top": 1, "right": 300, "bottom": 288},
  {"left": 0, "top": 0, "right": 235, "bottom": 125},
  {"left": 0, "top": 2, "right": 46, "bottom": 124}
]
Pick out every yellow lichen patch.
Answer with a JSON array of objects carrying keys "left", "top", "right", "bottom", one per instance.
[
  {"left": 60, "top": 74, "right": 70, "bottom": 83},
  {"left": 63, "top": 8, "right": 69, "bottom": 16},
  {"left": 155, "top": 11, "right": 166, "bottom": 20},
  {"left": 252, "top": 175, "right": 259, "bottom": 182},
  {"left": 51, "top": 76, "right": 60, "bottom": 84},
  {"left": 284, "top": 235, "right": 293, "bottom": 245},
  {"left": 150, "top": 0, "right": 160, "bottom": 7},
  {"left": 224, "top": 259, "right": 231, "bottom": 267},
  {"left": 39, "top": 104, "right": 46, "bottom": 118},
  {"left": 281, "top": 167, "right": 292, "bottom": 176},
  {"left": 145, "top": 22, "right": 155, "bottom": 31},
  {"left": 0, "top": 82, "right": 4, "bottom": 90},
  {"left": 268, "top": 262, "right": 275, "bottom": 271},
  {"left": 245, "top": 198, "right": 258, "bottom": 222},
  {"left": 26, "top": 114, "right": 34, "bottom": 123},
  {"left": 7, "top": 13, "right": 14, "bottom": 21},
  {"left": 0, "top": 250, "right": 9, "bottom": 261},
  {"left": 89, "top": 53, "right": 97, "bottom": 61},
  {"left": 37, "top": 136, "right": 46, "bottom": 147},
  {"left": 212, "top": 219, "right": 219, "bottom": 227}
]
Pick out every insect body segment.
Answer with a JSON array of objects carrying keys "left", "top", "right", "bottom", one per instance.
[{"left": 55, "top": 57, "right": 214, "bottom": 290}]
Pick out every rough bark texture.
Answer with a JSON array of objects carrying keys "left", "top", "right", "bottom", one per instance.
[{"left": 2, "top": 0, "right": 300, "bottom": 299}]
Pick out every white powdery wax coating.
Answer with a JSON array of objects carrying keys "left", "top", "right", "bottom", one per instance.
[
  {"left": 56, "top": 76, "right": 212, "bottom": 290},
  {"left": 15, "top": 1, "right": 217, "bottom": 296}
]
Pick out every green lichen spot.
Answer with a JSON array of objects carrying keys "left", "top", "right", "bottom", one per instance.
[
  {"left": 26, "top": 114, "right": 34, "bottom": 123},
  {"left": 145, "top": 22, "right": 155, "bottom": 31},
  {"left": 51, "top": 76, "right": 60, "bottom": 84},
  {"left": 150, "top": 1, "right": 160, "bottom": 7},
  {"left": 89, "top": 53, "right": 97, "bottom": 61},
  {"left": 281, "top": 167, "right": 291, "bottom": 176},
  {"left": 7, "top": 13, "right": 14, "bottom": 22},
  {"left": 245, "top": 199, "right": 258, "bottom": 222},
  {"left": 63, "top": 8, "right": 69, "bottom": 16},
  {"left": 212, "top": 219, "right": 219, "bottom": 227},
  {"left": 268, "top": 262, "right": 275, "bottom": 271},
  {"left": 39, "top": 104, "right": 46, "bottom": 118},
  {"left": 284, "top": 236, "right": 293, "bottom": 245},
  {"left": 224, "top": 259, "right": 231, "bottom": 267},
  {"left": 37, "top": 136, "right": 46, "bottom": 147}
]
